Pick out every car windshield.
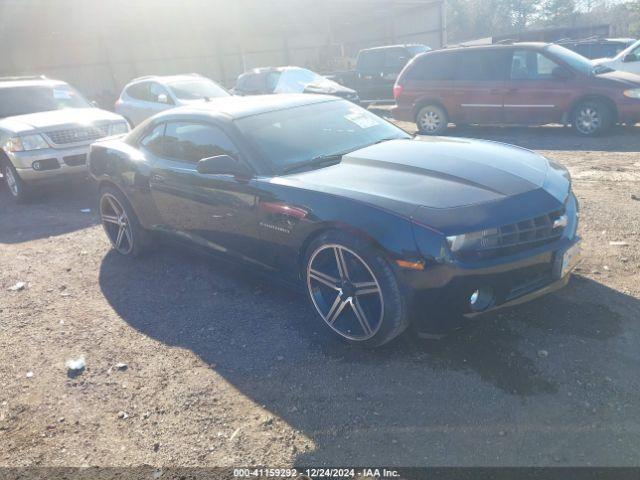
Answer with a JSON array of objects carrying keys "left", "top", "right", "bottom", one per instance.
[
  {"left": 275, "top": 68, "right": 326, "bottom": 93},
  {"left": 235, "top": 99, "right": 410, "bottom": 173},
  {"left": 546, "top": 44, "right": 594, "bottom": 75},
  {"left": 0, "top": 84, "right": 91, "bottom": 118},
  {"left": 168, "top": 79, "right": 230, "bottom": 100}
]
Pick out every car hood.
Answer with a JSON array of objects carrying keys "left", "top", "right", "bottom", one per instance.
[
  {"left": 0, "top": 108, "right": 124, "bottom": 134},
  {"left": 594, "top": 69, "right": 640, "bottom": 86},
  {"left": 303, "top": 79, "right": 357, "bottom": 96},
  {"left": 274, "top": 137, "right": 570, "bottom": 230}
]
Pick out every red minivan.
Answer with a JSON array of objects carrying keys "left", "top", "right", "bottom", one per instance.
[{"left": 392, "top": 42, "right": 640, "bottom": 136}]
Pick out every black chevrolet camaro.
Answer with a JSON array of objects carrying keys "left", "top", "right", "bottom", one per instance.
[{"left": 88, "top": 94, "right": 580, "bottom": 347}]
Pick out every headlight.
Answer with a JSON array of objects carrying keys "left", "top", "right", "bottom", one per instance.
[
  {"left": 623, "top": 89, "right": 640, "bottom": 99},
  {"left": 446, "top": 228, "right": 499, "bottom": 253},
  {"left": 109, "top": 122, "right": 130, "bottom": 135},
  {"left": 6, "top": 134, "right": 49, "bottom": 152}
]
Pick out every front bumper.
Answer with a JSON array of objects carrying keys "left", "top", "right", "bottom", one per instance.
[
  {"left": 404, "top": 236, "right": 581, "bottom": 332},
  {"left": 9, "top": 145, "right": 90, "bottom": 184}
]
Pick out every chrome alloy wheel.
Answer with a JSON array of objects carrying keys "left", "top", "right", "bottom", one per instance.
[
  {"left": 307, "top": 244, "right": 384, "bottom": 341},
  {"left": 100, "top": 193, "right": 133, "bottom": 255},
  {"left": 576, "top": 106, "right": 602, "bottom": 135},
  {"left": 4, "top": 164, "right": 18, "bottom": 197},
  {"left": 418, "top": 109, "right": 442, "bottom": 133}
]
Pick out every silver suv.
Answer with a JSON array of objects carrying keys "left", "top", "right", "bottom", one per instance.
[
  {"left": 115, "top": 74, "right": 229, "bottom": 127},
  {"left": 0, "top": 76, "right": 129, "bottom": 202}
]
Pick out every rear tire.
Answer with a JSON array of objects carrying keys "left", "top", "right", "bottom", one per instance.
[
  {"left": 98, "top": 185, "right": 150, "bottom": 257},
  {"left": 2, "top": 159, "right": 31, "bottom": 204},
  {"left": 572, "top": 100, "right": 613, "bottom": 136},
  {"left": 416, "top": 105, "right": 448, "bottom": 135},
  {"left": 304, "top": 230, "right": 410, "bottom": 347}
]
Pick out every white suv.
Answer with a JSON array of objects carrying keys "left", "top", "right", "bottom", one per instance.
[
  {"left": 0, "top": 76, "right": 129, "bottom": 203},
  {"left": 593, "top": 39, "right": 640, "bottom": 76},
  {"left": 115, "top": 74, "right": 230, "bottom": 127}
]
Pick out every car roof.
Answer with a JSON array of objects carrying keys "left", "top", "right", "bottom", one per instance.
[
  {"left": 439, "top": 42, "right": 549, "bottom": 53},
  {"left": 244, "top": 66, "right": 309, "bottom": 75},
  {"left": 0, "top": 78, "right": 68, "bottom": 89},
  {"left": 360, "top": 44, "right": 426, "bottom": 53},
  {"left": 127, "top": 74, "right": 208, "bottom": 86},
  {"left": 161, "top": 93, "right": 339, "bottom": 121}
]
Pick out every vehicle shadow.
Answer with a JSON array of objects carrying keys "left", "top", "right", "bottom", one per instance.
[
  {"left": 98, "top": 246, "right": 632, "bottom": 464},
  {"left": 0, "top": 179, "right": 98, "bottom": 244},
  {"left": 370, "top": 106, "right": 640, "bottom": 153}
]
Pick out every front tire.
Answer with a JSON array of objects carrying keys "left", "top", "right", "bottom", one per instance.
[
  {"left": 416, "top": 105, "right": 448, "bottom": 135},
  {"left": 572, "top": 100, "right": 613, "bottom": 136},
  {"left": 2, "top": 159, "right": 31, "bottom": 203},
  {"left": 99, "top": 185, "right": 149, "bottom": 257},
  {"left": 304, "top": 231, "right": 409, "bottom": 347}
]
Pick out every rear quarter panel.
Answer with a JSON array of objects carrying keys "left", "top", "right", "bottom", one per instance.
[{"left": 88, "top": 139, "right": 161, "bottom": 228}]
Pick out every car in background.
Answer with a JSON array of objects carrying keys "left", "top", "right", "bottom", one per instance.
[
  {"left": 330, "top": 44, "right": 431, "bottom": 104},
  {"left": 593, "top": 39, "right": 640, "bottom": 76},
  {"left": 557, "top": 37, "right": 636, "bottom": 60},
  {"left": 115, "top": 74, "right": 229, "bottom": 127},
  {"left": 393, "top": 42, "right": 640, "bottom": 136},
  {"left": 88, "top": 94, "right": 580, "bottom": 347},
  {"left": 0, "top": 76, "right": 129, "bottom": 203},
  {"left": 233, "top": 66, "right": 359, "bottom": 103}
]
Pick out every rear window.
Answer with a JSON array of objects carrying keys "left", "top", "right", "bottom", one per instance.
[
  {"left": 404, "top": 53, "right": 455, "bottom": 81},
  {"left": 357, "top": 50, "right": 385, "bottom": 71},
  {"left": 453, "top": 50, "right": 510, "bottom": 81}
]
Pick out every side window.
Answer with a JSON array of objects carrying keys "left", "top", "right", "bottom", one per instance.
[
  {"left": 384, "top": 48, "right": 409, "bottom": 72},
  {"left": 357, "top": 50, "right": 385, "bottom": 72},
  {"left": 163, "top": 122, "right": 238, "bottom": 163},
  {"left": 237, "top": 73, "right": 264, "bottom": 93},
  {"left": 265, "top": 72, "right": 281, "bottom": 92},
  {"left": 405, "top": 53, "right": 455, "bottom": 81},
  {"left": 149, "top": 83, "right": 173, "bottom": 104},
  {"left": 454, "top": 50, "right": 509, "bottom": 81},
  {"left": 126, "top": 82, "right": 150, "bottom": 101},
  {"left": 511, "top": 51, "right": 561, "bottom": 80},
  {"left": 139, "top": 123, "right": 166, "bottom": 156},
  {"left": 625, "top": 45, "right": 640, "bottom": 62}
]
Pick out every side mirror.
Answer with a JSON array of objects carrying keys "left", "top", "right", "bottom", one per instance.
[
  {"left": 552, "top": 67, "right": 572, "bottom": 80},
  {"left": 157, "top": 93, "right": 169, "bottom": 104},
  {"left": 196, "top": 155, "right": 251, "bottom": 178}
]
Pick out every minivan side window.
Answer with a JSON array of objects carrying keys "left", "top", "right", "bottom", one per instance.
[
  {"left": 384, "top": 48, "right": 409, "bottom": 71},
  {"left": 358, "top": 50, "right": 385, "bottom": 71},
  {"left": 163, "top": 122, "right": 238, "bottom": 163},
  {"left": 405, "top": 53, "right": 455, "bottom": 81},
  {"left": 454, "top": 50, "right": 509, "bottom": 81},
  {"left": 511, "top": 51, "right": 561, "bottom": 80}
]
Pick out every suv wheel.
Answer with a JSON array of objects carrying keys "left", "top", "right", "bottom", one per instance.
[
  {"left": 416, "top": 105, "right": 448, "bottom": 135},
  {"left": 304, "top": 231, "right": 410, "bottom": 347},
  {"left": 572, "top": 100, "right": 612, "bottom": 136},
  {"left": 2, "top": 159, "right": 30, "bottom": 203}
]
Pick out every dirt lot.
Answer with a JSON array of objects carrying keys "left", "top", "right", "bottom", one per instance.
[{"left": 1, "top": 123, "right": 639, "bottom": 467}]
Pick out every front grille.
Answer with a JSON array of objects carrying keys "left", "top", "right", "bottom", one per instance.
[
  {"left": 44, "top": 125, "right": 109, "bottom": 145},
  {"left": 63, "top": 154, "right": 87, "bottom": 166},
  {"left": 463, "top": 210, "right": 565, "bottom": 260}
]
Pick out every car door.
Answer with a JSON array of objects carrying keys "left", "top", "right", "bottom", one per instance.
[
  {"left": 451, "top": 49, "right": 509, "bottom": 124},
  {"left": 121, "top": 82, "right": 153, "bottom": 127},
  {"left": 503, "top": 49, "right": 576, "bottom": 125},
  {"left": 356, "top": 49, "right": 386, "bottom": 102},
  {"left": 147, "top": 120, "right": 262, "bottom": 263}
]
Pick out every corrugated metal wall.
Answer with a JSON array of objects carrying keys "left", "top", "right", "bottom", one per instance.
[{"left": 0, "top": 0, "right": 443, "bottom": 106}]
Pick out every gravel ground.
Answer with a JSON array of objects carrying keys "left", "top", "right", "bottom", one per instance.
[{"left": 1, "top": 123, "right": 639, "bottom": 467}]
